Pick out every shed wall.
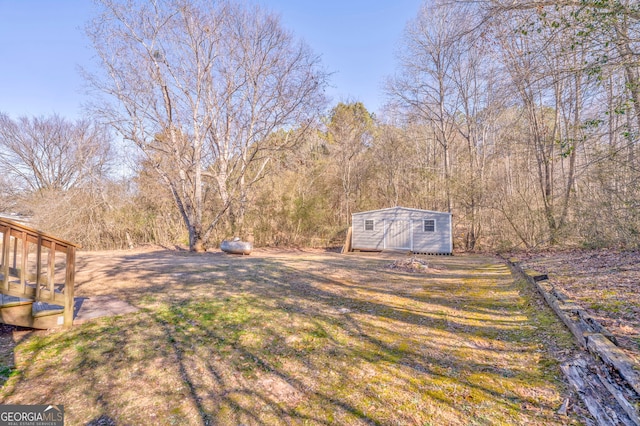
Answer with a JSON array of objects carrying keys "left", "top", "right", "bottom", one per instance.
[
  {"left": 352, "top": 214, "right": 385, "bottom": 250},
  {"left": 411, "top": 217, "right": 451, "bottom": 253},
  {"left": 351, "top": 208, "right": 452, "bottom": 254}
]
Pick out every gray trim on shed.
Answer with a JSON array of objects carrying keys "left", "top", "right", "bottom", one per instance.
[{"left": 351, "top": 207, "right": 452, "bottom": 254}]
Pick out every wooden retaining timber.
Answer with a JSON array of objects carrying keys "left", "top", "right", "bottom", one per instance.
[
  {"left": 507, "top": 258, "right": 640, "bottom": 425},
  {"left": 341, "top": 227, "right": 352, "bottom": 254},
  {"left": 0, "top": 218, "right": 78, "bottom": 328}
]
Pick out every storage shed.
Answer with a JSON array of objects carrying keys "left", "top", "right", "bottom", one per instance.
[{"left": 351, "top": 207, "right": 452, "bottom": 254}]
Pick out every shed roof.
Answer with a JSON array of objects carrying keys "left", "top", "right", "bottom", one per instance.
[{"left": 351, "top": 206, "right": 451, "bottom": 216}]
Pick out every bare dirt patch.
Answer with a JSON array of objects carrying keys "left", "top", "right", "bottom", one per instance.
[{"left": 0, "top": 247, "right": 584, "bottom": 425}]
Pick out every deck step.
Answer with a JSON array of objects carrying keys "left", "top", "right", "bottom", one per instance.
[
  {"left": 32, "top": 301, "right": 64, "bottom": 317},
  {"left": 0, "top": 298, "right": 65, "bottom": 329},
  {"left": 0, "top": 302, "right": 34, "bottom": 328},
  {"left": 0, "top": 289, "right": 66, "bottom": 329},
  {"left": 0, "top": 294, "right": 33, "bottom": 307}
]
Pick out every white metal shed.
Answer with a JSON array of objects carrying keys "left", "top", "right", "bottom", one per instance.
[{"left": 351, "top": 207, "right": 452, "bottom": 254}]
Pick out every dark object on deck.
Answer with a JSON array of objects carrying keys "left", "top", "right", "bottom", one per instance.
[{"left": 220, "top": 238, "right": 252, "bottom": 255}]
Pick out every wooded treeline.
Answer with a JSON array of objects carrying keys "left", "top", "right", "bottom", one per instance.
[{"left": 1, "top": 0, "right": 639, "bottom": 252}]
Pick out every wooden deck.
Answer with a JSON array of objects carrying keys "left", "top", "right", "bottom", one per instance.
[{"left": 0, "top": 218, "right": 78, "bottom": 328}]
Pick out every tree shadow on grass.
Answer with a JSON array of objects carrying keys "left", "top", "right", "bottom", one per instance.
[
  {"left": 86, "top": 414, "right": 116, "bottom": 426},
  {"left": 0, "top": 249, "right": 581, "bottom": 425},
  {"left": 0, "top": 324, "right": 34, "bottom": 388}
]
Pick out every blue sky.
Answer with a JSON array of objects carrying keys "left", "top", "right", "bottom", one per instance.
[{"left": 0, "top": 0, "right": 422, "bottom": 120}]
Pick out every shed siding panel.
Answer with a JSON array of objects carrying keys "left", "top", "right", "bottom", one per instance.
[
  {"left": 352, "top": 216, "right": 385, "bottom": 250},
  {"left": 412, "top": 215, "right": 451, "bottom": 253}
]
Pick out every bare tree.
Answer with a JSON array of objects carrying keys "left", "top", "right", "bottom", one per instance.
[
  {"left": 449, "top": 41, "right": 499, "bottom": 250},
  {"left": 323, "top": 102, "right": 374, "bottom": 224},
  {"left": 0, "top": 173, "right": 18, "bottom": 213},
  {"left": 0, "top": 113, "right": 111, "bottom": 193},
  {"left": 387, "top": 1, "right": 482, "bottom": 213},
  {"left": 86, "top": 0, "right": 328, "bottom": 251},
  {"left": 477, "top": 0, "right": 640, "bottom": 138}
]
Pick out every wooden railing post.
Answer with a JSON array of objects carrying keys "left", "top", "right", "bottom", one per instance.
[
  {"left": 47, "top": 241, "right": 56, "bottom": 296},
  {"left": 12, "top": 233, "right": 17, "bottom": 270},
  {"left": 64, "top": 246, "right": 76, "bottom": 327},
  {"left": 20, "top": 231, "right": 27, "bottom": 293},
  {"left": 1, "top": 226, "right": 9, "bottom": 292},
  {"left": 0, "top": 225, "right": 4, "bottom": 266},
  {"left": 36, "top": 236, "right": 42, "bottom": 299}
]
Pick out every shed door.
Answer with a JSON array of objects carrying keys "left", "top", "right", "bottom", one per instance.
[{"left": 385, "top": 220, "right": 411, "bottom": 250}]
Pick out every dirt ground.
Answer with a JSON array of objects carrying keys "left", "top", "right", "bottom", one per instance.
[{"left": 509, "top": 248, "right": 640, "bottom": 361}]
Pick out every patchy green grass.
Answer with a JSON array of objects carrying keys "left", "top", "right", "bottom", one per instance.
[{"left": 0, "top": 250, "right": 581, "bottom": 425}]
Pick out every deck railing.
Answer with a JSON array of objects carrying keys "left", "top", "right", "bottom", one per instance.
[{"left": 0, "top": 218, "right": 78, "bottom": 327}]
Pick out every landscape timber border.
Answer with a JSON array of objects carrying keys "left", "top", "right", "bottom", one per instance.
[{"left": 506, "top": 257, "right": 640, "bottom": 426}]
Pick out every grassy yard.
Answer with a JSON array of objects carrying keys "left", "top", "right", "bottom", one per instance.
[{"left": 0, "top": 249, "right": 581, "bottom": 425}]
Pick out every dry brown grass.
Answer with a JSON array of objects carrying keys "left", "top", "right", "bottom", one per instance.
[{"left": 0, "top": 248, "right": 583, "bottom": 425}]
